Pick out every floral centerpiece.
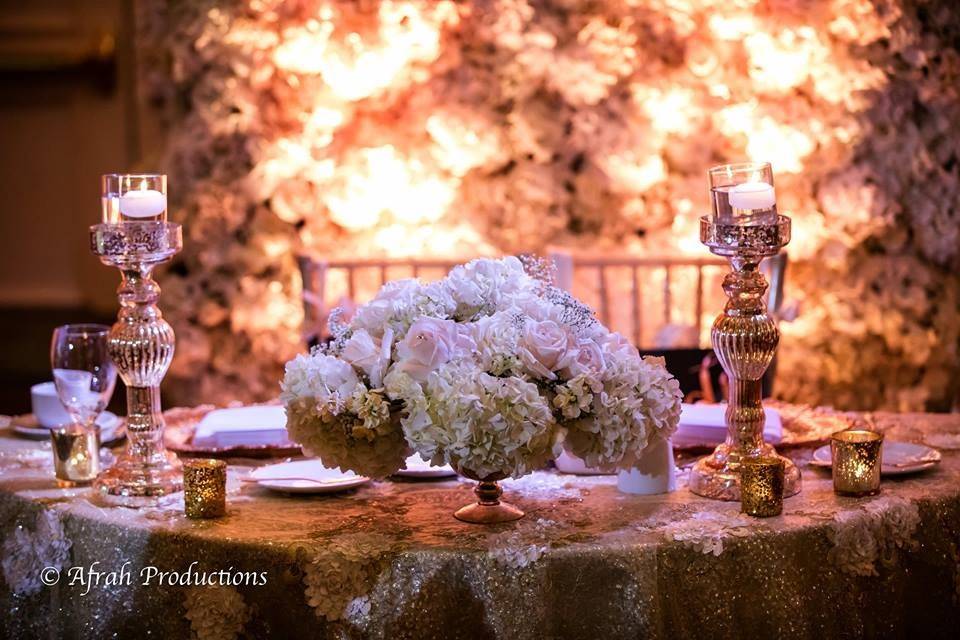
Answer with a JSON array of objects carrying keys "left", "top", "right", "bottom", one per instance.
[{"left": 281, "top": 257, "right": 682, "bottom": 522}]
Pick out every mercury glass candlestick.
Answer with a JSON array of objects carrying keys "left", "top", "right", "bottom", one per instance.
[
  {"left": 689, "top": 162, "right": 801, "bottom": 501},
  {"left": 90, "top": 179, "right": 182, "bottom": 505}
]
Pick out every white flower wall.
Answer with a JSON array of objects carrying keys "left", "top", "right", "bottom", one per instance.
[{"left": 139, "top": 0, "right": 960, "bottom": 411}]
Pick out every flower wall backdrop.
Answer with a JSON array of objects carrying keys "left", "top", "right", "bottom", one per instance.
[{"left": 139, "top": 0, "right": 960, "bottom": 411}]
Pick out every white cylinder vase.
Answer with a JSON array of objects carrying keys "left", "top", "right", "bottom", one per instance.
[{"left": 617, "top": 436, "right": 677, "bottom": 495}]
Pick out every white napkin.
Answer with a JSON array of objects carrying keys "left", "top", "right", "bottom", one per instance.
[
  {"left": 673, "top": 403, "right": 782, "bottom": 448},
  {"left": 192, "top": 406, "right": 294, "bottom": 448}
]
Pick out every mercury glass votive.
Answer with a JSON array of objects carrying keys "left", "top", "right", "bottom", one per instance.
[
  {"left": 183, "top": 459, "right": 227, "bottom": 519},
  {"left": 740, "top": 456, "right": 785, "bottom": 517},
  {"left": 831, "top": 430, "right": 883, "bottom": 496},
  {"left": 101, "top": 173, "right": 168, "bottom": 223},
  {"left": 50, "top": 425, "right": 101, "bottom": 487}
]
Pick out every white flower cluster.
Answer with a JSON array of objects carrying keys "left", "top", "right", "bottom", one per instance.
[
  {"left": 661, "top": 510, "right": 755, "bottom": 557},
  {"left": 282, "top": 257, "right": 682, "bottom": 479}
]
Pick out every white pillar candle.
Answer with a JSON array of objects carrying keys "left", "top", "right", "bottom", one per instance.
[
  {"left": 728, "top": 181, "right": 776, "bottom": 210},
  {"left": 617, "top": 437, "right": 677, "bottom": 495},
  {"left": 119, "top": 189, "right": 167, "bottom": 219}
]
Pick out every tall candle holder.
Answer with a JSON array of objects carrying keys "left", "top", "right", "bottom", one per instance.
[
  {"left": 90, "top": 176, "right": 182, "bottom": 505},
  {"left": 689, "top": 162, "right": 801, "bottom": 501}
]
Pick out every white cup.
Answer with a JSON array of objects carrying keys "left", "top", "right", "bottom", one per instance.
[{"left": 31, "top": 382, "right": 72, "bottom": 428}]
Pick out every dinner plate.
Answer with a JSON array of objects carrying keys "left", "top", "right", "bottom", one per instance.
[
  {"left": 392, "top": 454, "right": 457, "bottom": 479},
  {"left": 811, "top": 441, "right": 941, "bottom": 476},
  {"left": 11, "top": 412, "right": 124, "bottom": 445},
  {"left": 249, "top": 459, "right": 370, "bottom": 494}
]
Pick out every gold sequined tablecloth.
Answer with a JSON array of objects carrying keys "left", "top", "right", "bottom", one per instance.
[{"left": 1, "top": 409, "right": 959, "bottom": 640}]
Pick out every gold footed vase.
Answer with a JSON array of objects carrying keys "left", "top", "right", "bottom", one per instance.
[
  {"left": 455, "top": 471, "right": 524, "bottom": 524},
  {"left": 688, "top": 215, "right": 801, "bottom": 501}
]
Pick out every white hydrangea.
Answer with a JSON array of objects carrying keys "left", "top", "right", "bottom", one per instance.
[
  {"left": 388, "top": 363, "right": 561, "bottom": 479},
  {"left": 564, "top": 352, "right": 682, "bottom": 470},
  {"left": 444, "top": 256, "right": 537, "bottom": 319}
]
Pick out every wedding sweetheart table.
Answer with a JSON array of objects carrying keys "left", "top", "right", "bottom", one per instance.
[{"left": 1, "top": 406, "right": 959, "bottom": 640}]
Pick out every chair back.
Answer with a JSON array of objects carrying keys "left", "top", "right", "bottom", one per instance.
[{"left": 297, "top": 251, "right": 788, "bottom": 351}]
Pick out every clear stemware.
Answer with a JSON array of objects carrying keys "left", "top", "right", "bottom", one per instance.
[{"left": 50, "top": 324, "right": 117, "bottom": 430}]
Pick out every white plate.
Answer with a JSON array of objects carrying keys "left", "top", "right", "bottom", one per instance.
[
  {"left": 393, "top": 455, "right": 457, "bottom": 479},
  {"left": 12, "top": 412, "right": 122, "bottom": 441},
  {"left": 811, "top": 441, "right": 941, "bottom": 476},
  {"left": 249, "top": 459, "right": 369, "bottom": 494}
]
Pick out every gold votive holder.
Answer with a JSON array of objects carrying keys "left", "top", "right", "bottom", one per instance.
[
  {"left": 50, "top": 425, "right": 101, "bottom": 487},
  {"left": 740, "top": 456, "right": 785, "bottom": 517},
  {"left": 183, "top": 459, "right": 227, "bottom": 519},
  {"left": 831, "top": 430, "right": 883, "bottom": 496}
]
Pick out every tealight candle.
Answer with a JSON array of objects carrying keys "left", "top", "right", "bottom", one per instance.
[
  {"left": 183, "top": 459, "right": 227, "bottom": 519},
  {"left": 740, "top": 456, "right": 785, "bottom": 517},
  {"left": 119, "top": 189, "right": 167, "bottom": 219},
  {"left": 729, "top": 181, "right": 776, "bottom": 211},
  {"left": 101, "top": 173, "right": 167, "bottom": 223},
  {"left": 830, "top": 430, "right": 883, "bottom": 496}
]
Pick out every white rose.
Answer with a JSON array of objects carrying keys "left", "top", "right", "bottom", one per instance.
[
  {"left": 352, "top": 279, "right": 421, "bottom": 335},
  {"left": 601, "top": 332, "right": 638, "bottom": 359},
  {"left": 281, "top": 352, "right": 359, "bottom": 404},
  {"left": 563, "top": 338, "right": 606, "bottom": 378},
  {"left": 396, "top": 318, "right": 474, "bottom": 380},
  {"left": 315, "top": 355, "right": 360, "bottom": 398},
  {"left": 519, "top": 320, "right": 576, "bottom": 380},
  {"left": 444, "top": 270, "right": 484, "bottom": 308},
  {"left": 341, "top": 328, "right": 394, "bottom": 388}
]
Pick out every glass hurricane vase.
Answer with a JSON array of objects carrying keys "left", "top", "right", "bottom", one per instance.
[{"left": 89, "top": 221, "right": 183, "bottom": 506}]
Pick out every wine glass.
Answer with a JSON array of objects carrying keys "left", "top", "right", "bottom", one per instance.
[{"left": 50, "top": 324, "right": 117, "bottom": 430}]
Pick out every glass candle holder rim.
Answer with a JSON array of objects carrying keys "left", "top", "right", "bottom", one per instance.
[
  {"left": 742, "top": 455, "right": 786, "bottom": 468},
  {"left": 184, "top": 458, "right": 227, "bottom": 470},
  {"left": 708, "top": 161, "right": 774, "bottom": 180},
  {"left": 101, "top": 172, "right": 167, "bottom": 181},
  {"left": 831, "top": 429, "right": 884, "bottom": 444},
  {"left": 51, "top": 422, "right": 102, "bottom": 435}
]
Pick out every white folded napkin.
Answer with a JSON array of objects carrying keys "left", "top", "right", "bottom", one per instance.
[
  {"left": 673, "top": 402, "right": 782, "bottom": 448},
  {"left": 192, "top": 405, "right": 294, "bottom": 448}
]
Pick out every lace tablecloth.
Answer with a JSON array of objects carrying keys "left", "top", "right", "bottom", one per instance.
[{"left": 1, "top": 409, "right": 959, "bottom": 640}]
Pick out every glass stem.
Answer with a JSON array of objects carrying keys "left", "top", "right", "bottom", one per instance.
[{"left": 714, "top": 258, "right": 779, "bottom": 462}]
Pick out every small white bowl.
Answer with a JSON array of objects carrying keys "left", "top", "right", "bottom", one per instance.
[{"left": 30, "top": 382, "right": 72, "bottom": 428}]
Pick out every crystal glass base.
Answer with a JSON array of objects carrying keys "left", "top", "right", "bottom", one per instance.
[
  {"left": 94, "top": 451, "right": 182, "bottom": 507},
  {"left": 454, "top": 479, "right": 524, "bottom": 524},
  {"left": 688, "top": 443, "right": 800, "bottom": 501}
]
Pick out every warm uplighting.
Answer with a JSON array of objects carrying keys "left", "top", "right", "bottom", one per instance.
[{"left": 151, "top": 0, "right": 954, "bottom": 413}]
